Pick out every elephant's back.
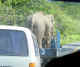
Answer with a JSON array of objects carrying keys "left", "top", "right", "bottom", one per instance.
[{"left": 32, "top": 12, "right": 46, "bottom": 32}]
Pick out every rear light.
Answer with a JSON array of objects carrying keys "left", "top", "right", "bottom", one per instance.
[{"left": 29, "top": 63, "right": 35, "bottom": 67}]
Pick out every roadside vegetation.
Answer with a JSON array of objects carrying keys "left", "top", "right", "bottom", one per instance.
[{"left": 0, "top": 0, "right": 80, "bottom": 45}]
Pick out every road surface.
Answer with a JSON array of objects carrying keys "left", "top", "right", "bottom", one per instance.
[{"left": 62, "top": 42, "right": 80, "bottom": 48}]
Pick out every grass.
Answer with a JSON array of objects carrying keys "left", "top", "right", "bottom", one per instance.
[{"left": 61, "top": 34, "right": 80, "bottom": 45}]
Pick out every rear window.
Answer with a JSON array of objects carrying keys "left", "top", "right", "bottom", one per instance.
[{"left": 0, "top": 29, "right": 28, "bottom": 56}]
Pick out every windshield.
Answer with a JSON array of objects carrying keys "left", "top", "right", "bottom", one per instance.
[{"left": 0, "top": 29, "right": 28, "bottom": 56}]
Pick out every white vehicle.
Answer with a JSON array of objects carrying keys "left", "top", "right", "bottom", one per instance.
[
  {"left": 0, "top": 25, "right": 41, "bottom": 67},
  {"left": 0, "top": 25, "right": 78, "bottom": 67}
]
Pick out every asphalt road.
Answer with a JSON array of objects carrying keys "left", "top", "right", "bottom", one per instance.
[{"left": 62, "top": 42, "right": 80, "bottom": 48}]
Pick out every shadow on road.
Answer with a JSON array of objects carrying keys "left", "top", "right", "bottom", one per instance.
[{"left": 45, "top": 51, "right": 80, "bottom": 66}]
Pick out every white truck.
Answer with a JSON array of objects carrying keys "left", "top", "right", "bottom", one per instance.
[
  {"left": 0, "top": 25, "right": 77, "bottom": 67},
  {"left": 0, "top": 25, "right": 41, "bottom": 67}
]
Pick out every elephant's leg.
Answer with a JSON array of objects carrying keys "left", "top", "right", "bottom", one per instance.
[
  {"left": 37, "top": 36, "right": 43, "bottom": 48},
  {"left": 38, "top": 39, "right": 42, "bottom": 48},
  {"left": 42, "top": 38, "right": 46, "bottom": 48},
  {"left": 46, "top": 32, "right": 51, "bottom": 48},
  {"left": 46, "top": 40, "right": 50, "bottom": 48}
]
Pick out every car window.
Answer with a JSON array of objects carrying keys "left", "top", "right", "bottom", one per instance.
[{"left": 0, "top": 29, "right": 28, "bottom": 56}]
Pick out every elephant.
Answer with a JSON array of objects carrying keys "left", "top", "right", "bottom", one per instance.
[
  {"left": 43, "top": 15, "right": 55, "bottom": 48},
  {"left": 27, "top": 11, "right": 55, "bottom": 48}
]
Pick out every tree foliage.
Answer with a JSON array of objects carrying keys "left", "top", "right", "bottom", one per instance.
[{"left": 0, "top": 0, "right": 80, "bottom": 44}]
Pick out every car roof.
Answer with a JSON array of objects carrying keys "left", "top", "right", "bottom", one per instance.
[{"left": 0, "top": 25, "right": 32, "bottom": 33}]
